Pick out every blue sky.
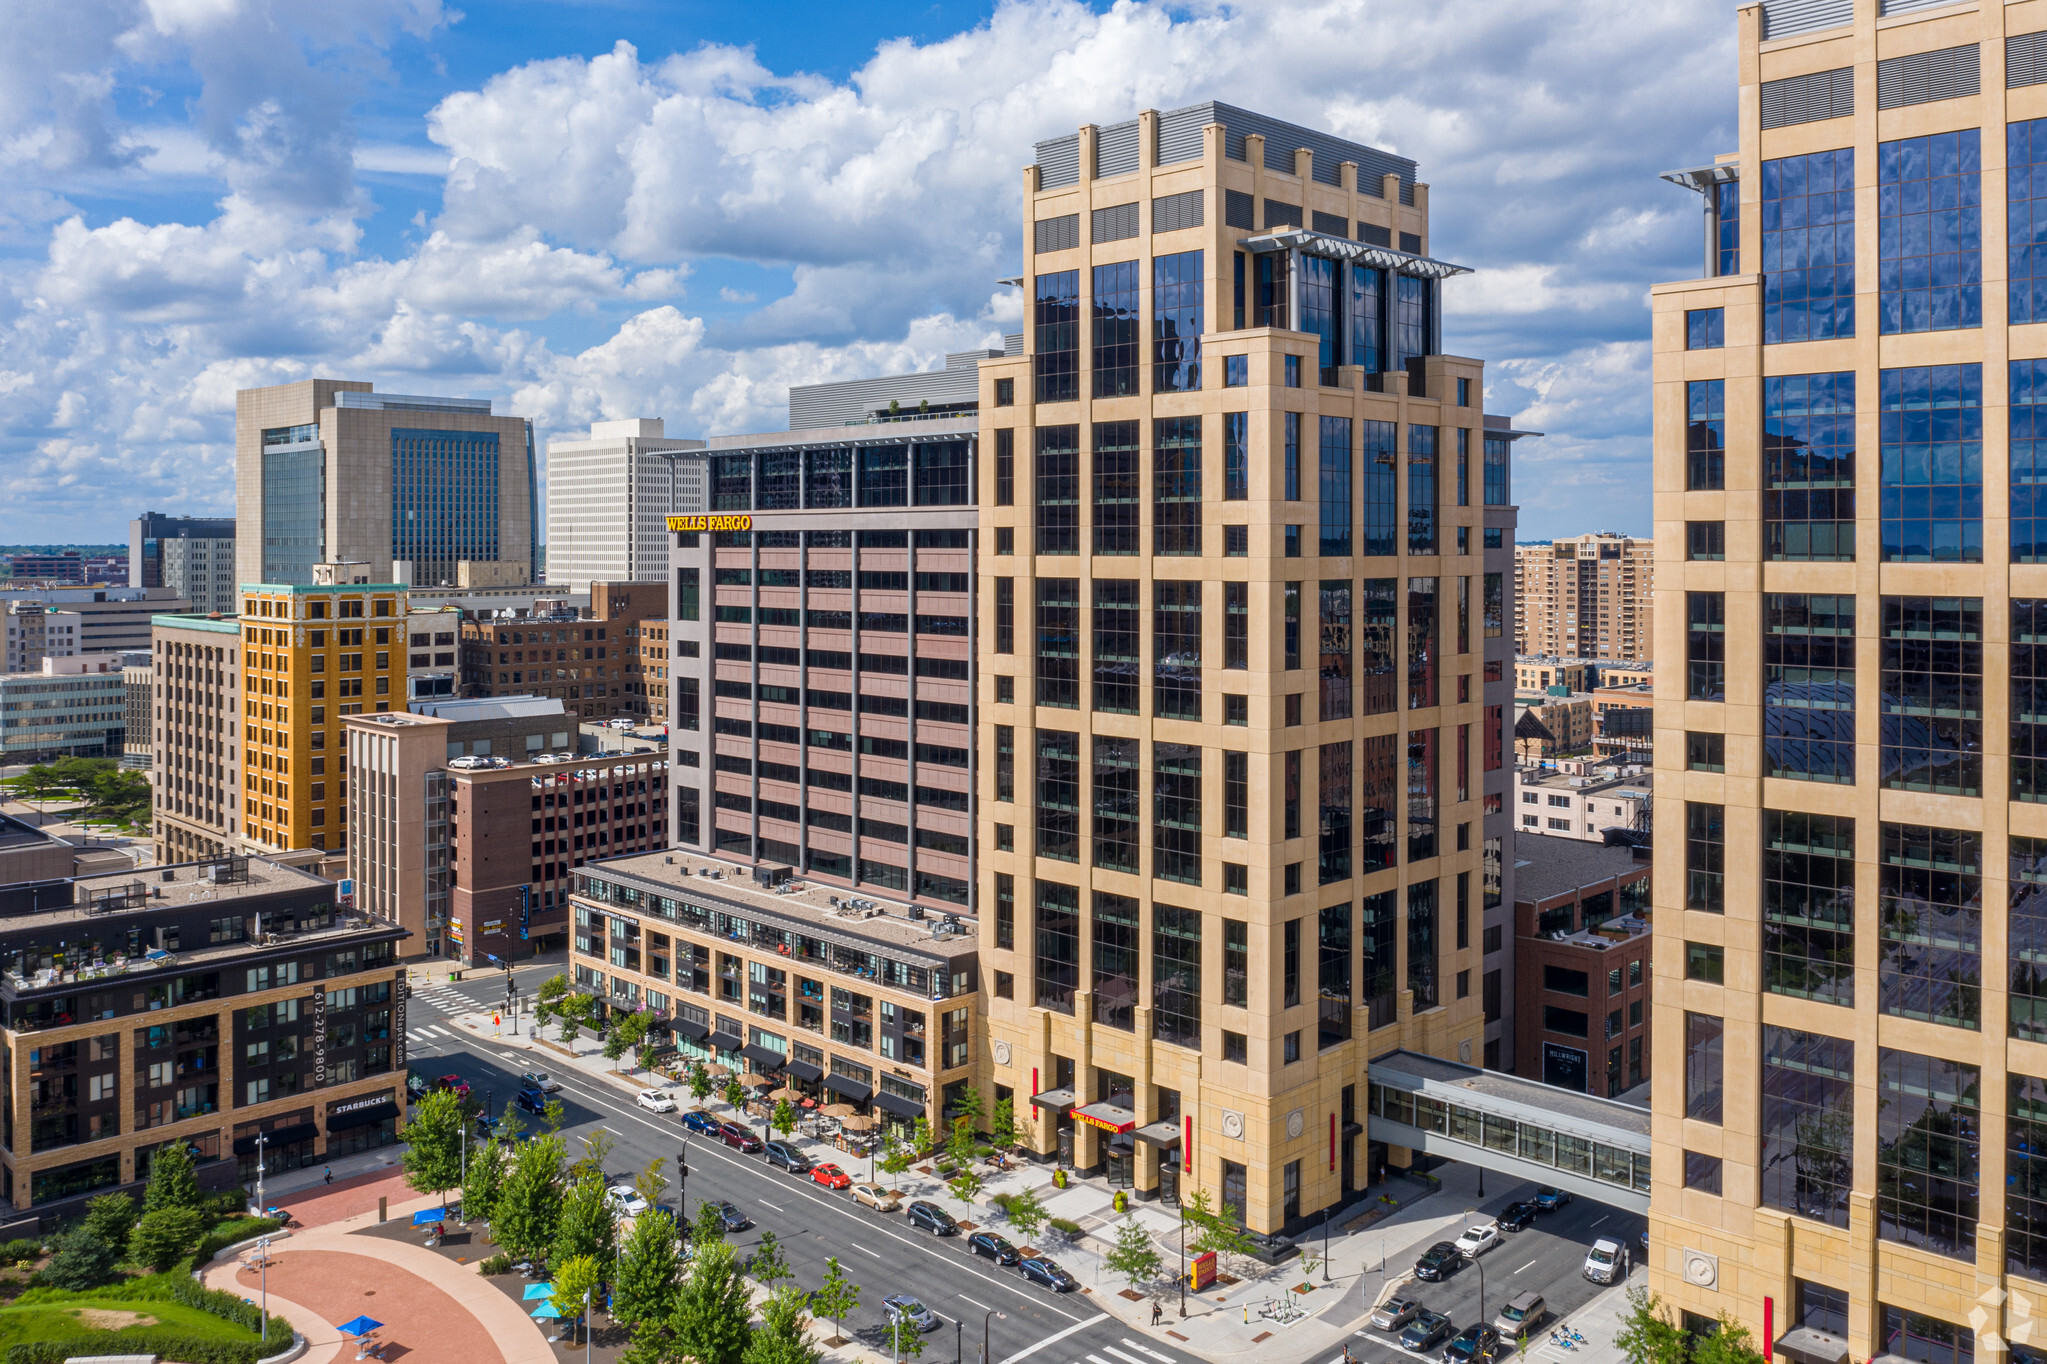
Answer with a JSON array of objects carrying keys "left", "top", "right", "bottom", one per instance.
[{"left": 0, "top": 0, "right": 1735, "bottom": 543}]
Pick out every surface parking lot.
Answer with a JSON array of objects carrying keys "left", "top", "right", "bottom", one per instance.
[{"left": 1348, "top": 1179, "right": 1645, "bottom": 1362}]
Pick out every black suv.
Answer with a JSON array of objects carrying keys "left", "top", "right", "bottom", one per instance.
[
  {"left": 764, "top": 1141, "right": 812, "bottom": 1174},
  {"left": 906, "top": 1201, "right": 959, "bottom": 1236},
  {"left": 1497, "top": 1201, "right": 1539, "bottom": 1232},
  {"left": 1413, "top": 1241, "right": 1463, "bottom": 1281}
]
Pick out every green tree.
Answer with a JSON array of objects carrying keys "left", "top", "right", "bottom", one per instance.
[
  {"left": 41, "top": 1224, "right": 119, "bottom": 1290},
  {"left": 688, "top": 1062, "right": 714, "bottom": 1103},
  {"left": 949, "top": 1086, "right": 986, "bottom": 1130},
  {"left": 889, "top": 1307, "right": 927, "bottom": 1363},
  {"left": 674, "top": 1237, "right": 755, "bottom": 1364},
  {"left": 743, "top": 1284, "right": 821, "bottom": 1364},
  {"left": 575, "top": 1126, "right": 617, "bottom": 1180},
  {"left": 606, "top": 1011, "right": 650, "bottom": 1071},
  {"left": 878, "top": 1140, "right": 913, "bottom": 1187},
  {"left": 633, "top": 1154, "right": 670, "bottom": 1211},
  {"left": 947, "top": 1168, "right": 984, "bottom": 1204},
  {"left": 1184, "top": 1189, "right": 1257, "bottom": 1261},
  {"left": 988, "top": 1097, "right": 1017, "bottom": 1154},
  {"left": 911, "top": 1117, "right": 935, "bottom": 1156},
  {"left": 461, "top": 1131, "right": 509, "bottom": 1226},
  {"left": 772, "top": 1099, "right": 798, "bottom": 1138},
  {"left": 723, "top": 1076, "right": 747, "bottom": 1109},
  {"left": 551, "top": 1253, "right": 605, "bottom": 1345},
  {"left": 1105, "top": 1216, "right": 1162, "bottom": 1288},
  {"left": 82, "top": 1192, "right": 136, "bottom": 1250},
  {"left": 402, "top": 1088, "right": 467, "bottom": 1208},
  {"left": 1692, "top": 1314, "right": 1768, "bottom": 1364},
  {"left": 811, "top": 1256, "right": 860, "bottom": 1344},
  {"left": 693, "top": 1197, "right": 728, "bottom": 1247},
  {"left": 554, "top": 1168, "right": 621, "bottom": 1276},
  {"left": 543, "top": 1098, "right": 567, "bottom": 1134},
  {"left": 1001, "top": 1185, "right": 1047, "bottom": 1243},
  {"left": 1615, "top": 1289, "right": 1692, "bottom": 1364},
  {"left": 538, "top": 972, "right": 570, "bottom": 1005},
  {"left": 142, "top": 1142, "right": 200, "bottom": 1214},
  {"left": 748, "top": 1229, "right": 789, "bottom": 1290},
  {"left": 493, "top": 1132, "right": 566, "bottom": 1261},
  {"left": 128, "top": 1206, "right": 203, "bottom": 1272},
  {"left": 613, "top": 1208, "right": 682, "bottom": 1329}
]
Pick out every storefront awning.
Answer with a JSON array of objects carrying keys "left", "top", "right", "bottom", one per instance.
[
  {"left": 704, "top": 1031, "right": 744, "bottom": 1054},
  {"left": 1132, "top": 1120, "right": 1182, "bottom": 1151},
  {"left": 234, "top": 1121, "right": 319, "bottom": 1154},
  {"left": 1777, "top": 1329, "right": 1852, "bottom": 1364},
  {"left": 873, "top": 1091, "right": 924, "bottom": 1120},
  {"left": 740, "top": 1045, "right": 786, "bottom": 1071},
  {"left": 784, "top": 1060, "right": 825, "bottom": 1083},
  {"left": 326, "top": 1102, "right": 400, "bottom": 1134},
  {"left": 822, "top": 1073, "right": 873, "bottom": 1102},
  {"left": 1029, "top": 1087, "right": 1077, "bottom": 1116},
  {"left": 671, "top": 1017, "right": 710, "bottom": 1042},
  {"left": 1072, "top": 1101, "right": 1137, "bottom": 1134}
]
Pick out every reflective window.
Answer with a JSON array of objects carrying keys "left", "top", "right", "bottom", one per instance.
[
  {"left": 1319, "top": 417, "right": 1351, "bottom": 555},
  {"left": 1153, "top": 250, "right": 1203, "bottom": 392},
  {"left": 1407, "top": 425, "right": 1437, "bottom": 555},
  {"left": 1092, "top": 736, "right": 1139, "bottom": 874},
  {"left": 1761, "top": 1025, "right": 1852, "bottom": 1226},
  {"left": 1091, "top": 421, "right": 1139, "bottom": 555},
  {"left": 1034, "top": 426, "right": 1080, "bottom": 555},
  {"left": 1880, "top": 596, "right": 1982, "bottom": 794},
  {"left": 1032, "top": 882, "right": 1079, "bottom": 1013},
  {"left": 1687, "top": 379, "right": 1725, "bottom": 490},
  {"left": 1090, "top": 893, "right": 1139, "bottom": 1032},
  {"left": 1879, "top": 131, "right": 1981, "bottom": 335},
  {"left": 1092, "top": 261, "right": 1141, "bottom": 398},
  {"left": 1764, "top": 593, "right": 1855, "bottom": 782},
  {"left": 1033, "top": 731, "right": 1080, "bottom": 863},
  {"left": 1033, "top": 270, "right": 1080, "bottom": 403},
  {"left": 1153, "top": 743, "right": 1202, "bottom": 886},
  {"left": 1153, "top": 417, "right": 1202, "bottom": 556},
  {"left": 2011, "top": 837, "right": 2047, "bottom": 1041},
  {"left": 1762, "top": 148, "right": 1855, "bottom": 343},
  {"left": 1879, "top": 823, "right": 1982, "bottom": 1029},
  {"left": 1152, "top": 905, "right": 1202, "bottom": 1048},
  {"left": 1764, "top": 372, "right": 1855, "bottom": 561},
  {"left": 1880, "top": 364, "right": 1982, "bottom": 562},
  {"left": 1363, "top": 421, "right": 1399, "bottom": 555},
  {"left": 1764, "top": 811, "right": 1855, "bottom": 1007},
  {"left": 1877, "top": 1048, "right": 1980, "bottom": 1258}
]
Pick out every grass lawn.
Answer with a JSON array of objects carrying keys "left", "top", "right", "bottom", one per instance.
[{"left": 0, "top": 1297, "right": 261, "bottom": 1348}]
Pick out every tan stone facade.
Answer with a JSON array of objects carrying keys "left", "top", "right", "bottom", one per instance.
[
  {"left": 974, "top": 107, "right": 1517, "bottom": 1234},
  {"left": 150, "top": 613, "right": 242, "bottom": 864},
  {"left": 1515, "top": 533, "right": 1654, "bottom": 662}
]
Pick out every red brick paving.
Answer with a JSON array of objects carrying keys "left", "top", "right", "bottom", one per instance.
[
  {"left": 272, "top": 1169, "right": 423, "bottom": 1229},
  {"left": 235, "top": 1248, "right": 506, "bottom": 1364}
]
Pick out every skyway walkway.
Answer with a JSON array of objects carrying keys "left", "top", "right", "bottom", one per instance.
[{"left": 1367, "top": 1049, "right": 1651, "bottom": 1213}]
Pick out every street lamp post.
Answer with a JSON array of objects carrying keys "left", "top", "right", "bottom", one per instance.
[
  {"left": 252, "top": 1132, "right": 269, "bottom": 1215},
  {"left": 1177, "top": 1198, "right": 1186, "bottom": 1319},
  {"left": 956, "top": 1318, "right": 962, "bottom": 1364},
  {"left": 257, "top": 1236, "right": 270, "bottom": 1345},
  {"left": 1322, "top": 1207, "right": 1331, "bottom": 1283},
  {"left": 1467, "top": 1209, "right": 1487, "bottom": 1330},
  {"left": 978, "top": 1308, "right": 1006, "bottom": 1364},
  {"left": 584, "top": 1288, "right": 593, "bottom": 1364},
  {"left": 676, "top": 1145, "right": 689, "bottom": 1212}
]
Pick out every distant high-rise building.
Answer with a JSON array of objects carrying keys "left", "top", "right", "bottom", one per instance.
[
  {"left": 544, "top": 419, "right": 705, "bottom": 593},
  {"left": 234, "top": 379, "right": 537, "bottom": 590},
  {"left": 150, "top": 612, "right": 242, "bottom": 863},
  {"left": 131, "top": 512, "right": 236, "bottom": 616},
  {"left": 1513, "top": 532, "right": 1652, "bottom": 660},
  {"left": 3, "top": 604, "right": 83, "bottom": 674}
]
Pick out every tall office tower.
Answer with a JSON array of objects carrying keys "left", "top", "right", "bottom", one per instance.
[
  {"left": 664, "top": 359, "right": 984, "bottom": 914},
  {"left": 973, "top": 102, "right": 1522, "bottom": 1229},
  {"left": 545, "top": 419, "right": 706, "bottom": 593},
  {"left": 237, "top": 569, "right": 405, "bottom": 855},
  {"left": 1514, "top": 532, "right": 1654, "bottom": 661},
  {"left": 234, "top": 380, "right": 537, "bottom": 590},
  {"left": 1648, "top": 3, "right": 2047, "bottom": 1355},
  {"left": 130, "top": 513, "right": 236, "bottom": 615},
  {"left": 150, "top": 612, "right": 243, "bottom": 863}
]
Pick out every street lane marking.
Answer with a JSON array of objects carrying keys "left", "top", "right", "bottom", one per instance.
[
  {"left": 1087, "top": 1354, "right": 1112, "bottom": 1364},
  {"left": 1116, "top": 1342, "right": 1175, "bottom": 1364},
  {"left": 1515, "top": 1259, "right": 1537, "bottom": 1273},
  {"left": 1104, "top": 1346, "right": 1158, "bottom": 1364},
  {"left": 1590, "top": 1215, "right": 1608, "bottom": 1227},
  {"left": 996, "top": 1314, "right": 1109, "bottom": 1364},
  {"left": 853, "top": 1243, "right": 882, "bottom": 1258},
  {"left": 760, "top": 1199, "right": 784, "bottom": 1212},
  {"left": 958, "top": 1295, "right": 993, "bottom": 1313}
]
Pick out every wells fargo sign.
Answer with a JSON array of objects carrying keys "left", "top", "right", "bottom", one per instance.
[{"left": 667, "top": 515, "right": 753, "bottom": 532}]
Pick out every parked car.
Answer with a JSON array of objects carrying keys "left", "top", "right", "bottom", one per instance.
[
  {"left": 1369, "top": 1295, "right": 1420, "bottom": 1332},
  {"left": 1442, "top": 1324, "right": 1500, "bottom": 1364},
  {"left": 682, "top": 1110, "right": 722, "bottom": 1136},
  {"left": 967, "top": 1231, "right": 1020, "bottom": 1265},
  {"left": 765, "top": 1141, "right": 812, "bottom": 1173},
  {"left": 521, "top": 1071, "right": 562, "bottom": 1093},
  {"left": 1534, "top": 1186, "right": 1573, "bottom": 1212},
  {"left": 810, "top": 1162, "right": 852, "bottom": 1190},
  {"left": 906, "top": 1201, "right": 959, "bottom": 1236},
  {"left": 1400, "top": 1311, "right": 1455, "bottom": 1353},
  {"left": 607, "top": 1184, "right": 650, "bottom": 1216},
  {"left": 883, "top": 1295, "right": 940, "bottom": 1332},
  {"left": 1584, "top": 1237, "right": 1627, "bottom": 1285},
  {"left": 1454, "top": 1223, "right": 1502, "bottom": 1258},
  {"left": 852, "top": 1183, "right": 902, "bottom": 1212},
  {"left": 1496, "top": 1201, "right": 1539, "bottom": 1232},
  {"left": 708, "top": 1200, "right": 753, "bottom": 1233},
  {"left": 1413, "top": 1241, "right": 1464, "bottom": 1282},
  {"left": 717, "top": 1122, "right": 764, "bottom": 1153},
  {"left": 1019, "top": 1257, "right": 1077, "bottom": 1292},
  {"left": 436, "top": 1073, "right": 469, "bottom": 1097},
  {"left": 1495, "top": 1292, "right": 1547, "bottom": 1338},
  {"left": 515, "top": 1088, "right": 548, "bottom": 1115},
  {"left": 637, "top": 1089, "right": 678, "bottom": 1114}
]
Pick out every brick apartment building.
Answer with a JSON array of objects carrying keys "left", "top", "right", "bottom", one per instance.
[
  {"left": 1512, "top": 834, "right": 1651, "bottom": 1097},
  {"left": 459, "top": 582, "right": 664, "bottom": 720}
]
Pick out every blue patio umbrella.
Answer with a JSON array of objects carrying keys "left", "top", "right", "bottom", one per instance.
[
  {"left": 411, "top": 1209, "right": 446, "bottom": 1225},
  {"left": 522, "top": 1283, "right": 554, "bottom": 1300},
  {"left": 531, "top": 1301, "right": 562, "bottom": 1319},
  {"left": 337, "top": 1316, "right": 383, "bottom": 1337}
]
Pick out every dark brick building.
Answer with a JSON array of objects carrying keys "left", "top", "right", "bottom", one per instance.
[
  {"left": 459, "top": 582, "right": 665, "bottom": 720},
  {"left": 1511, "top": 835, "right": 1652, "bottom": 1098}
]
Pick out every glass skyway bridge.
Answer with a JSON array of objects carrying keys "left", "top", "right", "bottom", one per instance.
[{"left": 1367, "top": 1049, "right": 1651, "bottom": 1213}]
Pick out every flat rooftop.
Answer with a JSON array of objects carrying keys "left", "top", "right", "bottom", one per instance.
[
  {"left": 585, "top": 849, "right": 979, "bottom": 962},
  {"left": 1513, "top": 835, "right": 1650, "bottom": 903},
  {"left": 66, "top": 856, "right": 332, "bottom": 915},
  {"left": 0, "top": 813, "right": 59, "bottom": 855}
]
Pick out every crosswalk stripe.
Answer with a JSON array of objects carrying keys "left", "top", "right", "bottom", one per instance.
[
  {"left": 1104, "top": 1347, "right": 1157, "bottom": 1364},
  {"left": 428, "top": 1025, "right": 453, "bottom": 1037},
  {"left": 1085, "top": 1355, "right": 1111, "bottom": 1364},
  {"left": 1117, "top": 1343, "right": 1176, "bottom": 1364}
]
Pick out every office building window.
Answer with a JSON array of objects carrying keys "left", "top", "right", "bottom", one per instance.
[
  {"left": 1408, "top": 577, "right": 1437, "bottom": 710},
  {"left": 1093, "top": 736, "right": 1140, "bottom": 874},
  {"left": 1408, "top": 425, "right": 1437, "bottom": 554},
  {"left": 1153, "top": 743, "right": 1202, "bottom": 886},
  {"left": 993, "top": 429, "right": 1014, "bottom": 506},
  {"left": 1319, "top": 580, "right": 1351, "bottom": 720},
  {"left": 1318, "top": 741, "right": 1351, "bottom": 885},
  {"left": 1877, "top": 1047, "right": 1980, "bottom": 1258},
  {"left": 1879, "top": 823, "right": 1983, "bottom": 1031},
  {"left": 1223, "top": 412, "right": 1248, "bottom": 502},
  {"left": 994, "top": 578, "right": 1013, "bottom": 654},
  {"left": 1223, "top": 918, "right": 1248, "bottom": 1008},
  {"left": 1035, "top": 578, "right": 1080, "bottom": 709},
  {"left": 1153, "top": 905, "right": 1202, "bottom": 1049},
  {"left": 1407, "top": 729, "right": 1437, "bottom": 863},
  {"left": 1795, "top": 1284, "right": 1849, "bottom": 1340},
  {"left": 1091, "top": 892, "right": 1139, "bottom": 1032},
  {"left": 1284, "top": 412, "right": 1300, "bottom": 500},
  {"left": 1765, "top": 593, "right": 1855, "bottom": 783},
  {"left": 1687, "top": 592, "right": 1726, "bottom": 701},
  {"left": 1319, "top": 417, "right": 1352, "bottom": 555},
  {"left": 1092, "top": 420, "right": 1139, "bottom": 556},
  {"left": 1762, "top": 148, "right": 1855, "bottom": 343},
  {"left": 1092, "top": 260, "right": 1141, "bottom": 398},
  {"left": 1879, "top": 131, "right": 1980, "bottom": 335},
  {"left": 1714, "top": 179, "right": 1740, "bottom": 275},
  {"left": 1761, "top": 1025, "right": 1853, "bottom": 1227},
  {"left": 1686, "top": 520, "right": 1725, "bottom": 561},
  {"left": 1092, "top": 579, "right": 1139, "bottom": 715},
  {"left": 2009, "top": 1075, "right": 2047, "bottom": 1280},
  {"left": 1033, "top": 882, "right": 1079, "bottom": 1014},
  {"left": 1282, "top": 581, "right": 1301, "bottom": 671},
  {"left": 1684, "top": 1012, "right": 1723, "bottom": 1123},
  {"left": 1034, "top": 270, "right": 1080, "bottom": 402},
  {"left": 1153, "top": 580, "right": 1202, "bottom": 720},
  {"left": 1034, "top": 731, "right": 1080, "bottom": 863},
  {"left": 2014, "top": 362, "right": 2047, "bottom": 562},
  {"left": 1154, "top": 417, "right": 1203, "bottom": 556},
  {"left": 1881, "top": 364, "right": 1982, "bottom": 562},
  {"left": 2011, "top": 837, "right": 2047, "bottom": 1041},
  {"left": 1224, "top": 583, "right": 1248, "bottom": 671},
  {"left": 1687, "top": 379, "right": 1725, "bottom": 490},
  {"left": 1686, "top": 308, "right": 1725, "bottom": 349},
  {"left": 1684, "top": 1152, "right": 1723, "bottom": 1194},
  {"left": 1154, "top": 249, "right": 1203, "bottom": 392},
  {"left": 1319, "top": 901, "right": 1351, "bottom": 1048},
  {"left": 1358, "top": 579, "right": 1397, "bottom": 714},
  {"left": 1363, "top": 420, "right": 1398, "bottom": 555},
  {"left": 1482, "top": 434, "right": 1509, "bottom": 506},
  {"left": 1685, "top": 802, "right": 1724, "bottom": 913},
  {"left": 994, "top": 725, "right": 1015, "bottom": 802},
  {"left": 1360, "top": 733, "right": 1398, "bottom": 874},
  {"left": 2016, "top": 120, "right": 2047, "bottom": 328},
  {"left": 1035, "top": 425, "right": 1081, "bottom": 555},
  {"left": 993, "top": 873, "right": 1014, "bottom": 950},
  {"left": 1406, "top": 880, "right": 1438, "bottom": 1011},
  {"left": 1764, "top": 371, "right": 1855, "bottom": 561},
  {"left": 1881, "top": 595, "right": 1982, "bottom": 795},
  {"left": 1765, "top": 810, "right": 1855, "bottom": 1007}
]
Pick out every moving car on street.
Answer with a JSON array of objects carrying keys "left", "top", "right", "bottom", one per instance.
[
  {"left": 1454, "top": 1223, "right": 1502, "bottom": 1258},
  {"left": 1400, "top": 1312, "right": 1454, "bottom": 1353},
  {"left": 607, "top": 1185, "right": 650, "bottom": 1216},
  {"left": 1369, "top": 1296, "right": 1420, "bottom": 1332},
  {"left": 707, "top": 1200, "right": 753, "bottom": 1233},
  {"left": 1534, "top": 1186, "right": 1573, "bottom": 1212},
  {"left": 883, "top": 1295, "right": 939, "bottom": 1332},
  {"left": 521, "top": 1071, "right": 562, "bottom": 1093},
  {"left": 1019, "top": 1257, "right": 1077, "bottom": 1292},
  {"left": 682, "top": 1110, "right": 722, "bottom": 1136},
  {"left": 1496, "top": 1202, "right": 1539, "bottom": 1232}
]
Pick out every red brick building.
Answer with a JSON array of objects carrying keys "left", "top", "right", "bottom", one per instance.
[
  {"left": 1511, "top": 834, "right": 1652, "bottom": 1098},
  {"left": 459, "top": 582, "right": 665, "bottom": 720}
]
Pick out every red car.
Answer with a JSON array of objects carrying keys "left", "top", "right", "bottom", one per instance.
[
  {"left": 718, "top": 1121, "right": 763, "bottom": 1153},
  {"left": 436, "top": 1074, "right": 470, "bottom": 1098},
  {"left": 810, "top": 1162, "right": 852, "bottom": 1190}
]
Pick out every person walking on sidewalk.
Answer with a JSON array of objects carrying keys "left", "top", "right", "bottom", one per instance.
[
  {"left": 1151, "top": 1302, "right": 1163, "bottom": 1328},
  {"left": 324, "top": 1167, "right": 333, "bottom": 1185}
]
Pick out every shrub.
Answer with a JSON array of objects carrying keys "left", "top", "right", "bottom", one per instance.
[
  {"left": 0, "top": 1238, "right": 39, "bottom": 1262},
  {"left": 7, "top": 1332, "right": 273, "bottom": 1364},
  {"left": 190, "top": 1216, "right": 283, "bottom": 1268},
  {"left": 988, "top": 1193, "right": 1012, "bottom": 1215},
  {"left": 479, "top": 1252, "right": 513, "bottom": 1275},
  {"left": 130, "top": 1207, "right": 204, "bottom": 1272},
  {"left": 1047, "top": 1217, "right": 1082, "bottom": 1237}
]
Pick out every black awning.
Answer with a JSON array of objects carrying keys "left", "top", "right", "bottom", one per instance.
[
  {"left": 873, "top": 1091, "right": 924, "bottom": 1119},
  {"left": 1029, "top": 1087, "right": 1077, "bottom": 1116},
  {"left": 1343, "top": 1121, "right": 1364, "bottom": 1137},
  {"left": 671, "top": 1017, "right": 710, "bottom": 1041},
  {"left": 784, "top": 1060, "right": 824, "bottom": 1083},
  {"left": 740, "top": 1044, "right": 787, "bottom": 1071},
  {"left": 233, "top": 1121, "right": 320, "bottom": 1155},
  {"left": 1132, "top": 1120, "right": 1182, "bottom": 1151},
  {"left": 704, "top": 1032, "right": 744, "bottom": 1054},
  {"left": 822, "top": 1073, "right": 873, "bottom": 1102},
  {"left": 325, "top": 1101, "right": 400, "bottom": 1134}
]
